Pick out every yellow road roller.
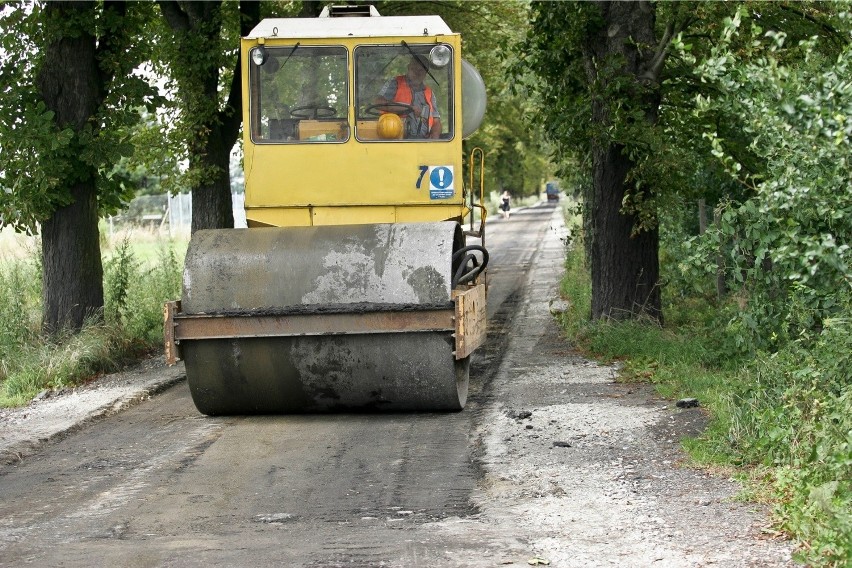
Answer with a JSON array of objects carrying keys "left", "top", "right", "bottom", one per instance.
[{"left": 164, "top": 5, "right": 489, "bottom": 415}]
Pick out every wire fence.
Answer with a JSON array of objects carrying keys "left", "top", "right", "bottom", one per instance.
[{"left": 107, "top": 192, "right": 247, "bottom": 238}]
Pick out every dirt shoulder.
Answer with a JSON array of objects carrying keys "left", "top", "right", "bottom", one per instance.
[
  {"left": 0, "top": 358, "right": 184, "bottom": 465},
  {"left": 463, "top": 209, "right": 796, "bottom": 567}
]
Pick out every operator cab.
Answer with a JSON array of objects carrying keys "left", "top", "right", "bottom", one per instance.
[
  {"left": 249, "top": 43, "right": 455, "bottom": 144},
  {"left": 239, "top": 9, "right": 486, "bottom": 228}
]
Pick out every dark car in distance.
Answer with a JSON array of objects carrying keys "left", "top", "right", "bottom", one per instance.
[{"left": 545, "top": 182, "right": 559, "bottom": 202}]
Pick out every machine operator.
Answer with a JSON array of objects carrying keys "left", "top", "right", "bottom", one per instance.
[{"left": 374, "top": 55, "right": 443, "bottom": 139}]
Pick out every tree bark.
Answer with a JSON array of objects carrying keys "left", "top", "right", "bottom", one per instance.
[
  {"left": 40, "top": 183, "right": 104, "bottom": 334},
  {"left": 36, "top": 2, "right": 105, "bottom": 333},
  {"left": 189, "top": 127, "right": 234, "bottom": 232},
  {"left": 589, "top": 144, "right": 661, "bottom": 321},
  {"left": 586, "top": 1, "right": 663, "bottom": 322}
]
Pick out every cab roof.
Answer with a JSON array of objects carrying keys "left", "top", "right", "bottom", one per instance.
[{"left": 246, "top": 16, "right": 454, "bottom": 40}]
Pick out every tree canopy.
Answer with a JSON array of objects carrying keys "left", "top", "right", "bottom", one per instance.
[
  {"left": 0, "top": 2, "right": 159, "bottom": 234},
  {"left": 0, "top": 1, "right": 159, "bottom": 331},
  {"left": 519, "top": 0, "right": 849, "bottom": 323}
]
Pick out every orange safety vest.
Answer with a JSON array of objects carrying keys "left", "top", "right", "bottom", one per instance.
[{"left": 394, "top": 76, "right": 435, "bottom": 132}]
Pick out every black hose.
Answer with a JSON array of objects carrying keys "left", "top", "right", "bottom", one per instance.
[{"left": 452, "top": 245, "right": 489, "bottom": 288}]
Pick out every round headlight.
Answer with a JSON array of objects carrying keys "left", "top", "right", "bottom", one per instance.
[
  {"left": 429, "top": 45, "right": 451, "bottom": 68},
  {"left": 251, "top": 46, "right": 268, "bottom": 66}
]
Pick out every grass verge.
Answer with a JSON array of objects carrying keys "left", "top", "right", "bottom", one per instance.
[{"left": 0, "top": 231, "right": 185, "bottom": 408}]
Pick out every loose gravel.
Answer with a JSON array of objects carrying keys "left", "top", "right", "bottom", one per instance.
[{"left": 457, "top": 212, "right": 797, "bottom": 567}]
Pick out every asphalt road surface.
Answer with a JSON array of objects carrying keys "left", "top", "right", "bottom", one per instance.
[
  {"left": 0, "top": 203, "right": 561, "bottom": 567},
  {"left": 0, "top": 203, "right": 796, "bottom": 567}
]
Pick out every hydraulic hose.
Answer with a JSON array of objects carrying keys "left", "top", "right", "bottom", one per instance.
[{"left": 451, "top": 245, "right": 489, "bottom": 288}]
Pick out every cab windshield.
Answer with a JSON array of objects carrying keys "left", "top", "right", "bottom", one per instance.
[
  {"left": 355, "top": 44, "right": 454, "bottom": 142},
  {"left": 248, "top": 44, "right": 454, "bottom": 143},
  {"left": 249, "top": 45, "right": 349, "bottom": 143}
]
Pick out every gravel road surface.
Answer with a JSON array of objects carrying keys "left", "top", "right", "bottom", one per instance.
[{"left": 0, "top": 204, "right": 796, "bottom": 566}]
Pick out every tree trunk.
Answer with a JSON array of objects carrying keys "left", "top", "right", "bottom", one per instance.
[
  {"left": 190, "top": 129, "right": 234, "bottom": 232},
  {"left": 36, "top": 2, "right": 104, "bottom": 333},
  {"left": 586, "top": 1, "right": 663, "bottom": 322},
  {"left": 41, "top": 183, "right": 104, "bottom": 333},
  {"left": 590, "top": 145, "right": 661, "bottom": 321},
  {"left": 160, "top": 0, "right": 261, "bottom": 233}
]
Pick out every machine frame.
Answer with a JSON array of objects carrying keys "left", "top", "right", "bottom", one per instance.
[{"left": 163, "top": 9, "right": 488, "bottom": 413}]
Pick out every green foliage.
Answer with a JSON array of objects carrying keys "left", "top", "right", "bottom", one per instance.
[
  {"left": 515, "top": 2, "right": 598, "bottom": 184},
  {"left": 556, "top": 206, "right": 590, "bottom": 337},
  {"left": 678, "top": 8, "right": 852, "bottom": 354},
  {"left": 103, "top": 237, "right": 183, "bottom": 343},
  {"left": 104, "top": 237, "right": 139, "bottom": 324},
  {"left": 122, "top": 243, "right": 183, "bottom": 343},
  {"left": 0, "top": 237, "right": 184, "bottom": 407},
  {"left": 724, "top": 322, "right": 852, "bottom": 566},
  {"left": 0, "top": 255, "right": 42, "bottom": 352},
  {"left": 462, "top": 1, "right": 554, "bottom": 196},
  {"left": 0, "top": 322, "right": 131, "bottom": 408},
  {"left": 0, "top": 2, "right": 162, "bottom": 230},
  {"left": 558, "top": 221, "right": 742, "bottom": 395},
  {"left": 133, "top": 1, "right": 253, "bottom": 198}
]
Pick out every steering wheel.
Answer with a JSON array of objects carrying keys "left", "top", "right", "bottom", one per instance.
[
  {"left": 289, "top": 105, "right": 336, "bottom": 119},
  {"left": 363, "top": 102, "right": 416, "bottom": 117}
]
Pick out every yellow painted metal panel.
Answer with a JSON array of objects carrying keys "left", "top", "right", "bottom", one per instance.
[
  {"left": 240, "top": 34, "right": 466, "bottom": 229},
  {"left": 247, "top": 205, "right": 464, "bottom": 228},
  {"left": 246, "top": 208, "right": 312, "bottom": 227},
  {"left": 395, "top": 206, "right": 464, "bottom": 223},
  {"left": 246, "top": 142, "right": 463, "bottom": 207},
  {"left": 312, "top": 206, "right": 396, "bottom": 225}
]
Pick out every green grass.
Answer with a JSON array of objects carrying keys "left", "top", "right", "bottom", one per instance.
[
  {"left": 0, "top": 228, "right": 186, "bottom": 407},
  {"left": 556, "top": 212, "right": 851, "bottom": 567}
]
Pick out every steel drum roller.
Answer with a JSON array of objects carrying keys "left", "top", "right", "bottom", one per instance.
[{"left": 180, "top": 222, "right": 469, "bottom": 414}]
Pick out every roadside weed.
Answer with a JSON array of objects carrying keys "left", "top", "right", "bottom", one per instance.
[
  {"left": 0, "top": 233, "right": 184, "bottom": 407},
  {"left": 104, "top": 238, "right": 182, "bottom": 343}
]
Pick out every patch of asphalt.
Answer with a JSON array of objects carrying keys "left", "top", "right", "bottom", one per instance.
[
  {"left": 0, "top": 358, "right": 185, "bottom": 465},
  {"left": 434, "top": 207, "right": 798, "bottom": 567}
]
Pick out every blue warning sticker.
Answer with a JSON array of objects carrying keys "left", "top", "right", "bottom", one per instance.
[{"left": 428, "top": 166, "right": 454, "bottom": 199}]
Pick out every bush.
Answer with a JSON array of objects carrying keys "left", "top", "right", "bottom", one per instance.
[
  {"left": 688, "top": 13, "right": 852, "bottom": 356},
  {"left": 0, "top": 255, "right": 41, "bottom": 352},
  {"left": 724, "top": 320, "right": 852, "bottom": 565}
]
